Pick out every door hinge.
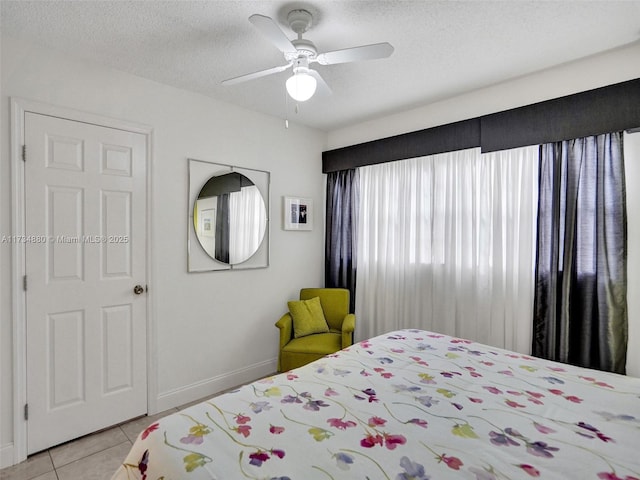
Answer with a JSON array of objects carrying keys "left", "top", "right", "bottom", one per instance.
[
  {"left": 23, "top": 275, "right": 27, "bottom": 291},
  {"left": 24, "top": 403, "right": 28, "bottom": 421},
  {"left": 22, "top": 145, "right": 26, "bottom": 162}
]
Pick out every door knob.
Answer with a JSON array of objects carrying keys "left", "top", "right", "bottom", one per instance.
[{"left": 133, "top": 285, "right": 145, "bottom": 295}]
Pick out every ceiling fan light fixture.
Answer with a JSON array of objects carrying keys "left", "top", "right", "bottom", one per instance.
[{"left": 286, "top": 69, "right": 317, "bottom": 102}]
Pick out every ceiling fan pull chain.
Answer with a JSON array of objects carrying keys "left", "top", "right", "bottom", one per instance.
[{"left": 284, "top": 83, "right": 289, "bottom": 129}]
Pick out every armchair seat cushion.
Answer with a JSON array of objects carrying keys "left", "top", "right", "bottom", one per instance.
[
  {"left": 279, "top": 332, "right": 342, "bottom": 372},
  {"left": 282, "top": 331, "right": 341, "bottom": 354}
]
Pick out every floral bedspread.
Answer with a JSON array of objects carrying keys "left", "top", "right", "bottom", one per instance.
[{"left": 112, "top": 329, "right": 640, "bottom": 479}]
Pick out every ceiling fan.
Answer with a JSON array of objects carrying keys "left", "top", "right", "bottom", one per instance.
[{"left": 221, "top": 9, "right": 394, "bottom": 102}]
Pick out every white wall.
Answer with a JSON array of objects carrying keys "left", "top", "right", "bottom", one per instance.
[
  {"left": 624, "top": 132, "right": 640, "bottom": 377},
  {"left": 0, "top": 35, "right": 327, "bottom": 466},
  {"left": 327, "top": 42, "right": 640, "bottom": 377}
]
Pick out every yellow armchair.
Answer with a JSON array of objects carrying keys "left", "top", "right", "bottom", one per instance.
[{"left": 275, "top": 288, "right": 355, "bottom": 372}]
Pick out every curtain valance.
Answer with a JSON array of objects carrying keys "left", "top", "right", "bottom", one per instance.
[{"left": 322, "top": 78, "right": 640, "bottom": 173}]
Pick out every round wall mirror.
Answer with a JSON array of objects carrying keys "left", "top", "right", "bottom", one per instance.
[{"left": 193, "top": 171, "right": 267, "bottom": 265}]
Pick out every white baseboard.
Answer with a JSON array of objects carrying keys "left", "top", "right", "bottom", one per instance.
[
  {"left": 0, "top": 360, "right": 278, "bottom": 469},
  {"left": 154, "top": 358, "right": 278, "bottom": 413},
  {"left": 1, "top": 443, "right": 14, "bottom": 469}
]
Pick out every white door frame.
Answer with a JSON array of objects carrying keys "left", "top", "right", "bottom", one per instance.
[{"left": 10, "top": 97, "right": 157, "bottom": 464}]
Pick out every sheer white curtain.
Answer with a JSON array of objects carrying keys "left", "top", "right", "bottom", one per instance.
[
  {"left": 229, "top": 185, "right": 266, "bottom": 264},
  {"left": 356, "top": 146, "right": 539, "bottom": 353}
]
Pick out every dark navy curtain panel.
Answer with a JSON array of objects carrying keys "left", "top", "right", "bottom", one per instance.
[
  {"left": 215, "top": 193, "right": 230, "bottom": 264},
  {"left": 532, "top": 132, "right": 628, "bottom": 374},
  {"left": 325, "top": 169, "right": 359, "bottom": 313}
]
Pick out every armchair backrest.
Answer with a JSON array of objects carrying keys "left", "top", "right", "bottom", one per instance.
[{"left": 300, "top": 288, "right": 350, "bottom": 331}]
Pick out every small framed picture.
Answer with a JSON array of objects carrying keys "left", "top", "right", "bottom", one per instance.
[
  {"left": 283, "top": 196, "right": 313, "bottom": 231},
  {"left": 199, "top": 208, "right": 215, "bottom": 237}
]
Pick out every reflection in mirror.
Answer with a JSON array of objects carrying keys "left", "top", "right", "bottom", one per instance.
[{"left": 194, "top": 172, "right": 267, "bottom": 264}]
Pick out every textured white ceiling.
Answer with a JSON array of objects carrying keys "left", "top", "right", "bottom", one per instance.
[{"left": 2, "top": 0, "right": 639, "bottom": 131}]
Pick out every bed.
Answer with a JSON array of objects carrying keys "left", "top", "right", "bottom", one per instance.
[{"left": 111, "top": 329, "right": 640, "bottom": 479}]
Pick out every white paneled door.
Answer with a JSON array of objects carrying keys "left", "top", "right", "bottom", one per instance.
[{"left": 24, "top": 112, "right": 147, "bottom": 454}]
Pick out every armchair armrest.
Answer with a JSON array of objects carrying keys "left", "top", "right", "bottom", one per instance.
[
  {"left": 275, "top": 313, "right": 294, "bottom": 350},
  {"left": 341, "top": 313, "right": 356, "bottom": 349}
]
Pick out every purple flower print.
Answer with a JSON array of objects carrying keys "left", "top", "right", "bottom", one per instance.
[
  {"left": 504, "top": 428, "right": 524, "bottom": 438},
  {"left": 334, "top": 452, "right": 354, "bottom": 470},
  {"left": 542, "top": 376, "right": 564, "bottom": 385},
  {"left": 408, "top": 418, "right": 428, "bottom": 428},
  {"left": 417, "top": 396, "right": 439, "bottom": 408},
  {"left": 304, "top": 398, "right": 329, "bottom": 411},
  {"left": 577, "top": 422, "right": 599, "bottom": 433},
  {"left": 250, "top": 401, "right": 272, "bottom": 414},
  {"left": 394, "top": 384, "right": 422, "bottom": 393},
  {"left": 526, "top": 441, "right": 559, "bottom": 458},
  {"left": 180, "top": 434, "right": 204, "bottom": 445},
  {"left": 576, "top": 422, "right": 614, "bottom": 442},
  {"left": 489, "top": 431, "right": 520, "bottom": 447},
  {"left": 360, "top": 388, "right": 379, "bottom": 403},
  {"left": 281, "top": 394, "right": 302, "bottom": 404},
  {"left": 397, "top": 456, "right": 430, "bottom": 480}
]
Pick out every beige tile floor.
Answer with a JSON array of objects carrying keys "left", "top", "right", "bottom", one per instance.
[{"left": 0, "top": 395, "right": 214, "bottom": 480}]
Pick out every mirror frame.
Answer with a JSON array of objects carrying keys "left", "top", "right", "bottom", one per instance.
[{"left": 188, "top": 158, "right": 270, "bottom": 272}]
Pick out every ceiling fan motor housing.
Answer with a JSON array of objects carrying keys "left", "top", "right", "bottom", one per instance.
[
  {"left": 291, "top": 56, "right": 311, "bottom": 74},
  {"left": 287, "top": 9, "right": 313, "bottom": 34},
  {"left": 286, "top": 38, "right": 317, "bottom": 60},
  {"left": 284, "top": 10, "right": 317, "bottom": 61}
]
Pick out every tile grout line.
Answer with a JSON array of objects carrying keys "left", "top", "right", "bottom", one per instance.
[
  {"left": 47, "top": 450, "right": 59, "bottom": 480},
  {"left": 54, "top": 439, "right": 133, "bottom": 473}
]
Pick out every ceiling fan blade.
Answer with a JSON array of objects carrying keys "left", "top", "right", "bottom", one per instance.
[
  {"left": 221, "top": 63, "right": 292, "bottom": 86},
  {"left": 308, "top": 69, "right": 332, "bottom": 96},
  {"left": 249, "top": 14, "right": 297, "bottom": 55},
  {"left": 316, "top": 42, "right": 394, "bottom": 65}
]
